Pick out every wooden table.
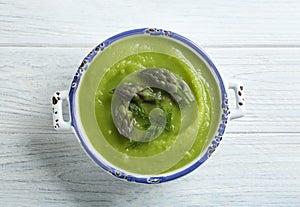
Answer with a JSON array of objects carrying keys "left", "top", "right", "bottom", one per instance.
[{"left": 1, "top": 1, "right": 299, "bottom": 206}]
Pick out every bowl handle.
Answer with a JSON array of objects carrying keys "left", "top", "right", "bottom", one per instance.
[
  {"left": 228, "top": 81, "right": 246, "bottom": 120},
  {"left": 52, "top": 90, "right": 72, "bottom": 130}
]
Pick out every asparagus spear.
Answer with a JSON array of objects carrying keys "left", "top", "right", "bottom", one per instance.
[
  {"left": 110, "top": 68, "right": 194, "bottom": 142},
  {"left": 111, "top": 84, "right": 161, "bottom": 104},
  {"left": 138, "top": 68, "right": 195, "bottom": 106},
  {"left": 111, "top": 83, "right": 162, "bottom": 139}
]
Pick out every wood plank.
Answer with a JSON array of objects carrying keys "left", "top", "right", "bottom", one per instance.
[
  {"left": 205, "top": 47, "right": 300, "bottom": 134},
  {"left": 0, "top": 133, "right": 299, "bottom": 206},
  {"left": 1, "top": 0, "right": 300, "bottom": 47},
  {"left": 1, "top": 47, "right": 299, "bottom": 134}
]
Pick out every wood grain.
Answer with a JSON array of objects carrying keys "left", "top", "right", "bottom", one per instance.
[
  {"left": 1, "top": 0, "right": 300, "bottom": 206},
  {"left": 1, "top": 0, "right": 300, "bottom": 47},
  {"left": 1, "top": 48, "right": 299, "bottom": 134},
  {"left": 0, "top": 47, "right": 299, "bottom": 206},
  {"left": 0, "top": 133, "right": 299, "bottom": 207}
]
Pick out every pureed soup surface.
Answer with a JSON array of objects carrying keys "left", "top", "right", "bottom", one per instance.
[
  {"left": 78, "top": 35, "right": 221, "bottom": 175},
  {"left": 94, "top": 51, "right": 214, "bottom": 174}
]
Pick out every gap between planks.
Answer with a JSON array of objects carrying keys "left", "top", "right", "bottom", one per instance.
[
  {"left": 1, "top": 131, "right": 300, "bottom": 135},
  {"left": 1, "top": 43, "right": 300, "bottom": 49}
]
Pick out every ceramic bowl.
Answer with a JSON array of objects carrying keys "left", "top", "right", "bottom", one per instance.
[{"left": 52, "top": 28, "right": 245, "bottom": 184}]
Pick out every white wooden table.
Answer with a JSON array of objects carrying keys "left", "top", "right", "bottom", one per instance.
[{"left": 1, "top": 0, "right": 299, "bottom": 206}]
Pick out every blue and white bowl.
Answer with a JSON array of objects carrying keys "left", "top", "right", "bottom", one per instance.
[{"left": 52, "top": 28, "right": 245, "bottom": 184}]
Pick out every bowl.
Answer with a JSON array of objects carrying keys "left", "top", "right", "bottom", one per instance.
[{"left": 52, "top": 28, "right": 245, "bottom": 184}]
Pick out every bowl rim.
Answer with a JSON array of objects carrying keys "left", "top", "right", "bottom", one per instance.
[{"left": 68, "top": 28, "right": 229, "bottom": 184}]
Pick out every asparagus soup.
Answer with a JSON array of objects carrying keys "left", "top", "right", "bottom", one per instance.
[{"left": 78, "top": 36, "right": 221, "bottom": 175}]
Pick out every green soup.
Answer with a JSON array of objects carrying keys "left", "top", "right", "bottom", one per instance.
[{"left": 78, "top": 36, "right": 221, "bottom": 175}]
